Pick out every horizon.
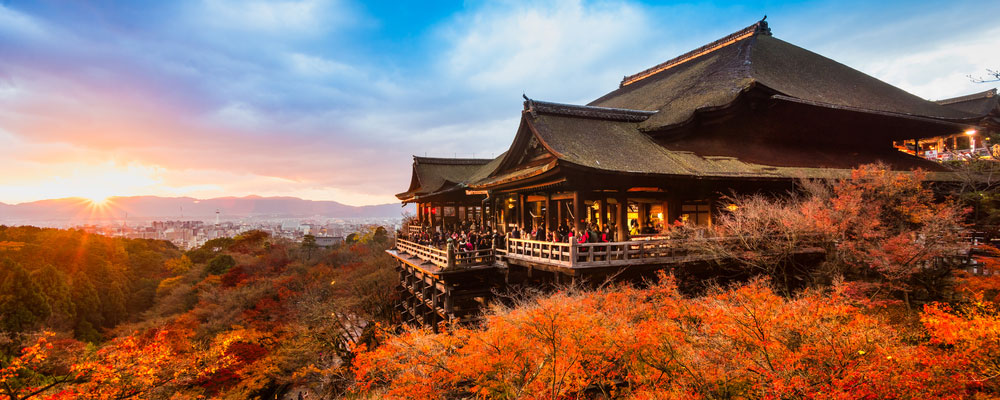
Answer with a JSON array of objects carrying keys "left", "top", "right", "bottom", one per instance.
[
  {"left": 0, "top": 193, "right": 401, "bottom": 207},
  {"left": 1, "top": 0, "right": 998, "bottom": 206}
]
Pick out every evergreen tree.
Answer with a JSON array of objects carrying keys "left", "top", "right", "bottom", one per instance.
[{"left": 0, "top": 259, "right": 51, "bottom": 333}]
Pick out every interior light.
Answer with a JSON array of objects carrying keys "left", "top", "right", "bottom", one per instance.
[{"left": 965, "top": 129, "right": 978, "bottom": 135}]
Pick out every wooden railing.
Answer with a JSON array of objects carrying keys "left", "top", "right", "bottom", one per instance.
[
  {"left": 405, "top": 224, "right": 424, "bottom": 236},
  {"left": 395, "top": 239, "right": 496, "bottom": 271},
  {"left": 505, "top": 235, "right": 827, "bottom": 269},
  {"left": 396, "top": 239, "right": 449, "bottom": 269},
  {"left": 399, "top": 235, "right": 831, "bottom": 271}
]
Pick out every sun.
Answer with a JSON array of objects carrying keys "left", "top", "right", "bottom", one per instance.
[{"left": 83, "top": 195, "right": 111, "bottom": 205}]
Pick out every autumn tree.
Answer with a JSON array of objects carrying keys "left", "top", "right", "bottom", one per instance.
[
  {"left": 700, "top": 164, "right": 968, "bottom": 304},
  {"left": 0, "top": 332, "right": 82, "bottom": 400},
  {"left": 353, "top": 276, "right": 977, "bottom": 399}
]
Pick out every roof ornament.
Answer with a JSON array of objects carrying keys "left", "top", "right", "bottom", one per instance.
[
  {"left": 756, "top": 15, "right": 771, "bottom": 36},
  {"left": 523, "top": 94, "right": 538, "bottom": 118}
]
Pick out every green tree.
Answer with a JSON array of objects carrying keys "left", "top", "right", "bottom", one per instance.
[
  {"left": 346, "top": 233, "right": 359, "bottom": 244},
  {"left": 205, "top": 254, "right": 236, "bottom": 276},
  {"left": 302, "top": 234, "right": 318, "bottom": 261},
  {"left": 0, "top": 259, "right": 51, "bottom": 333}
]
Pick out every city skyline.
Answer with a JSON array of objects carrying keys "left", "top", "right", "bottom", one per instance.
[{"left": 1, "top": 0, "right": 997, "bottom": 206}]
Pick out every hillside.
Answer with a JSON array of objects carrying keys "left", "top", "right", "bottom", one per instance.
[
  {"left": 0, "top": 226, "right": 399, "bottom": 399},
  {"left": 0, "top": 195, "right": 408, "bottom": 223}
]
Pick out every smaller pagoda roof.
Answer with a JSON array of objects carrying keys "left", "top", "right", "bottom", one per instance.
[
  {"left": 396, "top": 156, "right": 494, "bottom": 202},
  {"left": 935, "top": 89, "right": 1000, "bottom": 128}
]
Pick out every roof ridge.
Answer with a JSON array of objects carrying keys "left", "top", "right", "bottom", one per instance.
[
  {"left": 413, "top": 156, "right": 493, "bottom": 165},
  {"left": 619, "top": 17, "right": 770, "bottom": 88},
  {"left": 935, "top": 88, "right": 998, "bottom": 105},
  {"left": 523, "top": 98, "right": 656, "bottom": 122}
]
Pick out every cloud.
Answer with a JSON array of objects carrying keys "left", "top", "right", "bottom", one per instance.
[
  {"left": 287, "top": 53, "right": 360, "bottom": 78},
  {"left": 858, "top": 27, "right": 1000, "bottom": 100},
  {"left": 0, "top": 0, "right": 998, "bottom": 207},
  {"left": 0, "top": 4, "right": 47, "bottom": 39},
  {"left": 193, "top": 0, "right": 353, "bottom": 36},
  {"left": 439, "top": 0, "right": 655, "bottom": 99}
]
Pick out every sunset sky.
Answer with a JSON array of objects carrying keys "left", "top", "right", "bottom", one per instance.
[{"left": 1, "top": 0, "right": 998, "bottom": 206}]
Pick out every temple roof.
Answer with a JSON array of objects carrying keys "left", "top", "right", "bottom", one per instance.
[
  {"left": 503, "top": 109, "right": 951, "bottom": 183},
  {"left": 396, "top": 156, "right": 494, "bottom": 202},
  {"left": 588, "top": 18, "right": 978, "bottom": 132},
  {"left": 935, "top": 89, "right": 1000, "bottom": 126}
]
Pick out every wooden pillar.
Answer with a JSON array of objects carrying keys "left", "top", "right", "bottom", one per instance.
[
  {"left": 661, "top": 200, "right": 670, "bottom": 230},
  {"left": 616, "top": 193, "right": 628, "bottom": 241},
  {"left": 556, "top": 199, "right": 563, "bottom": 229},
  {"left": 572, "top": 191, "right": 584, "bottom": 233},
  {"left": 667, "top": 198, "right": 682, "bottom": 225},
  {"left": 439, "top": 203, "right": 446, "bottom": 231},
  {"left": 544, "top": 193, "right": 553, "bottom": 231},
  {"left": 598, "top": 198, "right": 607, "bottom": 229},
  {"left": 518, "top": 193, "right": 526, "bottom": 230},
  {"left": 638, "top": 203, "right": 649, "bottom": 231},
  {"left": 480, "top": 202, "right": 487, "bottom": 229}
]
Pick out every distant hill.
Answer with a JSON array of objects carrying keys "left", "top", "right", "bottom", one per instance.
[{"left": 0, "top": 195, "right": 408, "bottom": 223}]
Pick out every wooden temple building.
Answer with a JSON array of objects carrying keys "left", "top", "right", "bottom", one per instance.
[
  {"left": 899, "top": 89, "right": 1000, "bottom": 160},
  {"left": 388, "top": 19, "right": 993, "bottom": 326}
]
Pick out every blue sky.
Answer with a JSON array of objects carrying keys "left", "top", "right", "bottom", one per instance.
[{"left": 0, "top": 0, "right": 997, "bottom": 205}]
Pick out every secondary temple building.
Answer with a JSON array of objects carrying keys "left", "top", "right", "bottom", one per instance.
[{"left": 389, "top": 19, "right": 997, "bottom": 326}]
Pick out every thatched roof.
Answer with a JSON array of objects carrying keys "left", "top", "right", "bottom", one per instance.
[
  {"left": 936, "top": 89, "right": 1000, "bottom": 128},
  {"left": 589, "top": 19, "right": 978, "bottom": 132},
  {"left": 514, "top": 108, "right": 950, "bottom": 181},
  {"left": 396, "top": 156, "right": 494, "bottom": 202}
]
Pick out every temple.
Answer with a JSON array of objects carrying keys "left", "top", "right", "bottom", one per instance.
[
  {"left": 389, "top": 19, "right": 993, "bottom": 326},
  {"left": 898, "top": 89, "right": 1000, "bottom": 161}
]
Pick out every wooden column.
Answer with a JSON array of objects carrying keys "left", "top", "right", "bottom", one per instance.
[
  {"left": 556, "top": 199, "right": 563, "bottom": 229},
  {"left": 572, "top": 191, "right": 584, "bottom": 233},
  {"left": 544, "top": 193, "right": 553, "bottom": 231},
  {"left": 616, "top": 193, "right": 628, "bottom": 241},
  {"left": 667, "top": 198, "right": 681, "bottom": 225},
  {"left": 416, "top": 203, "right": 423, "bottom": 224},
  {"left": 638, "top": 203, "right": 648, "bottom": 231},
  {"left": 661, "top": 200, "right": 670, "bottom": 230},
  {"left": 480, "top": 202, "right": 487, "bottom": 229},
  {"left": 598, "top": 198, "right": 607, "bottom": 229},
  {"left": 518, "top": 193, "right": 526, "bottom": 230}
]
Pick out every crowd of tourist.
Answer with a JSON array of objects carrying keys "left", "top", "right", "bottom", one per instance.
[
  {"left": 403, "top": 217, "right": 672, "bottom": 252},
  {"left": 404, "top": 220, "right": 503, "bottom": 251}
]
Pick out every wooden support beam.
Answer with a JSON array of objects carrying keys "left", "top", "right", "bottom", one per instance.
[
  {"left": 518, "top": 193, "right": 526, "bottom": 230},
  {"left": 572, "top": 191, "right": 584, "bottom": 233},
  {"left": 616, "top": 193, "right": 628, "bottom": 241},
  {"left": 598, "top": 198, "right": 607, "bottom": 230},
  {"left": 556, "top": 199, "right": 563, "bottom": 230},
  {"left": 544, "top": 193, "right": 553, "bottom": 231}
]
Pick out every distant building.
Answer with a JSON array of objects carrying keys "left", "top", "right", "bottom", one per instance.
[{"left": 314, "top": 236, "right": 344, "bottom": 247}]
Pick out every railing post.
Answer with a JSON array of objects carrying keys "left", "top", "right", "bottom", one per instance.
[
  {"left": 569, "top": 242, "right": 578, "bottom": 267},
  {"left": 446, "top": 242, "right": 456, "bottom": 270}
]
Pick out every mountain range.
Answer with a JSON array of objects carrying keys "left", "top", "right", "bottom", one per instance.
[{"left": 0, "top": 195, "right": 408, "bottom": 223}]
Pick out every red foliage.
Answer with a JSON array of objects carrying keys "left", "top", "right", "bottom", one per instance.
[
  {"left": 220, "top": 265, "right": 250, "bottom": 287},
  {"left": 354, "top": 276, "right": 991, "bottom": 399}
]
